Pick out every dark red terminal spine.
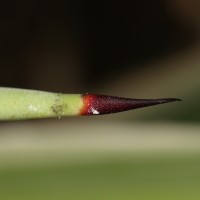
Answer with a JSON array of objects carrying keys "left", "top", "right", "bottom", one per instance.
[{"left": 80, "top": 94, "right": 181, "bottom": 116}]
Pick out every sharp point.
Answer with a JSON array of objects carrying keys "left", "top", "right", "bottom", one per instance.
[
  {"left": 81, "top": 94, "right": 181, "bottom": 115},
  {"left": 155, "top": 98, "right": 182, "bottom": 102},
  {"left": 156, "top": 98, "right": 182, "bottom": 103}
]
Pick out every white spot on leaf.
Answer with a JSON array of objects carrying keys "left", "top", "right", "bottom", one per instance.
[
  {"left": 91, "top": 107, "right": 99, "bottom": 115},
  {"left": 29, "top": 104, "right": 37, "bottom": 112}
]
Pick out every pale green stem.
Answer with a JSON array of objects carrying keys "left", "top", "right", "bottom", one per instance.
[{"left": 0, "top": 87, "right": 83, "bottom": 120}]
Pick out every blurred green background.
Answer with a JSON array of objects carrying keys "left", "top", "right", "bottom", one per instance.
[{"left": 0, "top": 0, "right": 200, "bottom": 199}]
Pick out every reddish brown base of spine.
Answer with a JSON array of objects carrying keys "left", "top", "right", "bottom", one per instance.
[{"left": 80, "top": 94, "right": 181, "bottom": 116}]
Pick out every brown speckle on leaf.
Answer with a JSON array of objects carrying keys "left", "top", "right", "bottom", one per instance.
[{"left": 51, "top": 104, "right": 63, "bottom": 115}]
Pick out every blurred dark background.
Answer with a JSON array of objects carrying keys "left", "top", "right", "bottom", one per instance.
[
  {"left": 1, "top": 1, "right": 200, "bottom": 200},
  {"left": 0, "top": 0, "right": 199, "bottom": 92}
]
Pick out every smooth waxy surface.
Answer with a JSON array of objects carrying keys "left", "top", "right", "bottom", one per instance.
[
  {"left": 81, "top": 94, "right": 180, "bottom": 115},
  {"left": 0, "top": 88, "right": 83, "bottom": 120},
  {"left": 0, "top": 87, "right": 180, "bottom": 120}
]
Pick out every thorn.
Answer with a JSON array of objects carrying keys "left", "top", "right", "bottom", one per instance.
[{"left": 81, "top": 94, "right": 181, "bottom": 115}]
